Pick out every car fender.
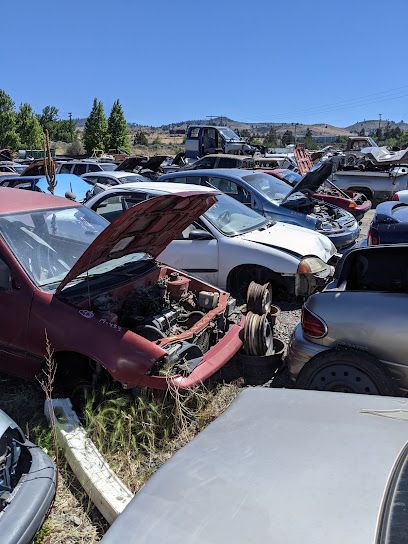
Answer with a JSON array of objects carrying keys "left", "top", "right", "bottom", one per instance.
[
  {"left": 28, "top": 292, "right": 166, "bottom": 383},
  {"left": 216, "top": 237, "right": 300, "bottom": 290}
]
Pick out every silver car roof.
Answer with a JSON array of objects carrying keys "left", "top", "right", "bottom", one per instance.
[{"left": 101, "top": 388, "right": 408, "bottom": 544}]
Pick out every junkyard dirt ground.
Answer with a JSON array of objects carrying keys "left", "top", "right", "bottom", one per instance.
[{"left": 0, "top": 211, "right": 374, "bottom": 542}]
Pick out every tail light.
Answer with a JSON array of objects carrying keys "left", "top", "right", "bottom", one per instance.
[
  {"left": 348, "top": 201, "right": 357, "bottom": 209},
  {"left": 392, "top": 193, "right": 399, "bottom": 201},
  {"left": 301, "top": 306, "right": 327, "bottom": 338},
  {"left": 368, "top": 228, "right": 379, "bottom": 245}
]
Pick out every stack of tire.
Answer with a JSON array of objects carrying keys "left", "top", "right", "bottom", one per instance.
[{"left": 238, "top": 282, "right": 285, "bottom": 386}]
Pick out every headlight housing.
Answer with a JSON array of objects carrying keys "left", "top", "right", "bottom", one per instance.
[{"left": 297, "top": 256, "right": 330, "bottom": 275}]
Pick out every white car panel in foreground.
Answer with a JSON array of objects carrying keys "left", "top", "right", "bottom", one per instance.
[{"left": 85, "top": 182, "right": 338, "bottom": 299}]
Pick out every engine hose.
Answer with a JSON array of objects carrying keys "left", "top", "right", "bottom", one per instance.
[
  {"left": 177, "top": 311, "right": 205, "bottom": 322},
  {"left": 138, "top": 325, "right": 166, "bottom": 338}
]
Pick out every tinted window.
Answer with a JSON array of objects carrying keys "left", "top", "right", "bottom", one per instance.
[
  {"left": 87, "top": 164, "right": 101, "bottom": 172},
  {"left": 73, "top": 164, "right": 88, "bottom": 176},
  {"left": 100, "top": 163, "right": 116, "bottom": 171},
  {"left": 59, "top": 164, "right": 72, "bottom": 174},
  {"left": 217, "top": 157, "right": 239, "bottom": 168}
]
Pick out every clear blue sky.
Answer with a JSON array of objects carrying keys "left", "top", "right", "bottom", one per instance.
[{"left": 2, "top": 0, "right": 408, "bottom": 127}]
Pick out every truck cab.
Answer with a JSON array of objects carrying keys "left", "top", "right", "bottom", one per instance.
[{"left": 185, "top": 125, "right": 251, "bottom": 159}]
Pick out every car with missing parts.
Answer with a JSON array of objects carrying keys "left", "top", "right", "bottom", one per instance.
[
  {"left": 85, "top": 182, "right": 338, "bottom": 301},
  {"left": 0, "top": 188, "right": 243, "bottom": 390},
  {"left": 286, "top": 245, "right": 408, "bottom": 396}
]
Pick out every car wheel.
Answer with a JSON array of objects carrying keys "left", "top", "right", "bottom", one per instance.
[
  {"left": 295, "top": 350, "right": 396, "bottom": 396},
  {"left": 228, "top": 266, "right": 287, "bottom": 304}
]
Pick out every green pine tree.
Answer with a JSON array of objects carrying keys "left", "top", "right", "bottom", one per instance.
[
  {"left": 0, "top": 90, "right": 20, "bottom": 149},
  {"left": 83, "top": 98, "right": 108, "bottom": 154},
  {"left": 107, "top": 99, "right": 130, "bottom": 152},
  {"left": 16, "top": 103, "right": 44, "bottom": 149}
]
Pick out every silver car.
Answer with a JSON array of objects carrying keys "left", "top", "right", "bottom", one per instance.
[
  {"left": 101, "top": 388, "right": 408, "bottom": 544},
  {"left": 286, "top": 245, "right": 408, "bottom": 395}
]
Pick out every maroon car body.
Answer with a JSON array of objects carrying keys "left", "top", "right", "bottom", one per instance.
[
  {"left": 266, "top": 168, "right": 372, "bottom": 221},
  {"left": 0, "top": 188, "right": 243, "bottom": 390}
]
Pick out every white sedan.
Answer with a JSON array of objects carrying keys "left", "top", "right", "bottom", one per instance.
[{"left": 85, "top": 182, "right": 338, "bottom": 301}]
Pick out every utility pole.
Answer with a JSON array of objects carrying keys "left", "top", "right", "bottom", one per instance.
[
  {"left": 68, "top": 112, "right": 74, "bottom": 142},
  {"left": 292, "top": 122, "right": 299, "bottom": 145},
  {"left": 378, "top": 113, "right": 382, "bottom": 130}
]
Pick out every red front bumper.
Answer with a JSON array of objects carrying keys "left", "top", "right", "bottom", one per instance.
[{"left": 130, "top": 318, "right": 244, "bottom": 390}]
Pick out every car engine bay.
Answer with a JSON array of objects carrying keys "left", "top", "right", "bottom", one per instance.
[
  {"left": 87, "top": 268, "right": 239, "bottom": 375},
  {"left": 283, "top": 195, "right": 352, "bottom": 231}
]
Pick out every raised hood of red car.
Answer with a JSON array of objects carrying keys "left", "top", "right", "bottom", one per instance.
[{"left": 56, "top": 191, "right": 217, "bottom": 294}]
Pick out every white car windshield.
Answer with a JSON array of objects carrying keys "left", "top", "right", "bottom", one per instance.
[
  {"left": 0, "top": 206, "right": 107, "bottom": 287},
  {"left": 242, "top": 173, "right": 302, "bottom": 203},
  {"left": 204, "top": 193, "right": 267, "bottom": 236}
]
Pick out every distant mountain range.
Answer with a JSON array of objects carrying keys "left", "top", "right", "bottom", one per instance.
[{"left": 75, "top": 116, "right": 408, "bottom": 135}]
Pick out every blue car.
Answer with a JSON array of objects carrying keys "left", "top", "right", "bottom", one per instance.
[
  {"left": 368, "top": 200, "right": 408, "bottom": 245},
  {"left": 0, "top": 173, "right": 93, "bottom": 202},
  {"left": 159, "top": 163, "right": 360, "bottom": 251}
]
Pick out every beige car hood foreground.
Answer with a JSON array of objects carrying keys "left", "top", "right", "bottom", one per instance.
[
  {"left": 101, "top": 388, "right": 408, "bottom": 544},
  {"left": 239, "top": 220, "right": 337, "bottom": 262}
]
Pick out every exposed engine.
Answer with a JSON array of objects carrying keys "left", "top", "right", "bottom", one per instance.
[
  {"left": 283, "top": 196, "right": 353, "bottom": 232},
  {"left": 90, "top": 271, "right": 237, "bottom": 375}
]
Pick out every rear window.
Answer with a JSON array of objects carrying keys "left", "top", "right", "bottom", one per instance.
[{"left": 100, "top": 163, "right": 116, "bottom": 171}]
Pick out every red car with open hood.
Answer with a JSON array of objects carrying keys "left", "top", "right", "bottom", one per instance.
[{"left": 0, "top": 188, "right": 243, "bottom": 390}]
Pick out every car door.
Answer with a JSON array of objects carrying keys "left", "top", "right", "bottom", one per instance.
[
  {"left": 0, "top": 247, "right": 39, "bottom": 378},
  {"left": 158, "top": 220, "right": 219, "bottom": 286}
]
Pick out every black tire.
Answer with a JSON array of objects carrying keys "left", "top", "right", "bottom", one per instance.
[
  {"left": 295, "top": 349, "right": 396, "bottom": 396},
  {"left": 227, "top": 266, "right": 288, "bottom": 304}
]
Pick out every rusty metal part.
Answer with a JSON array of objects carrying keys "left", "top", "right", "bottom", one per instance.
[
  {"left": 246, "top": 281, "right": 272, "bottom": 315},
  {"left": 295, "top": 144, "right": 314, "bottom": 175}
]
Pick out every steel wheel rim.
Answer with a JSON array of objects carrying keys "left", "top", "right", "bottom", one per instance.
[{"left": 309, "top": 364, "right": 380, "bottom": 395}]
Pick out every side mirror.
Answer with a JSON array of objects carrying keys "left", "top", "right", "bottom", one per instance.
[{"left": 188, "top": 229, "right": 213, "bottom": 240}]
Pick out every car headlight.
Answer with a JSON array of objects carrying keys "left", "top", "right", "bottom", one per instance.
[{"left": 297, "top": 256, "right": 330, "bottom": 274}]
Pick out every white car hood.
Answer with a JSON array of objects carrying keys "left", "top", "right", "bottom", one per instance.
[{"left": 238, "top": 222, "right": 336, "bottom": 262}]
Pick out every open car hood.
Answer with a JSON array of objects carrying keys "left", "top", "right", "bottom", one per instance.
[
  {"left": 117, "top": 155, "right": 168, "bottom": 173},
  {"left": 56, "top": 191, "right": 217, "bottom": 294},
  {"left": 282, "top": 160, "right": 334, "bottom": 203}
]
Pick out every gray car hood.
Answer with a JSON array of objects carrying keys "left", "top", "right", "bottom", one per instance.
[{"left": 101, "top": 388, "right": 408, "bottom": 544}]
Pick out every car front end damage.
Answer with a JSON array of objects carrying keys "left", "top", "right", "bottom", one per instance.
[{"left": 65, "top": 265, "right": 244, "bottom": 390}]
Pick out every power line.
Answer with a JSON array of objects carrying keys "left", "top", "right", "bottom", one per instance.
[{"left": 267, "top": 85, "right": 408, "bottom": 120}]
